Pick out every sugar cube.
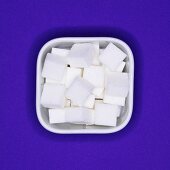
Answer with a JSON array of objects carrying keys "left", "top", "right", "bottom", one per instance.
[
  {"left": 41, "top": 83, "right": 65, "bottom": 108},
  {"left": 65, "top": 107, "right": 94, "bottom": 124},
  {"left": 93, "top": 88, "right": 104, "bottom": 98},
  {"left": 99, "top": 43, "right": 126, "bottom": 71},
  {"left": 92, "top": 42, "right": 100, "bottom": 65},
  {"left": 104, "top": 72, "right": 129, "bottom": 106},
  {"left": 49, "top": 108, "right": 66, "bottom": 124},
  {"left": 68, "top": 43, "right": 97, "bottom": 67},
  {"left": 83, "top": 66, "right": 104, "bottom": 97},
  {"left": 94, "top": 103, "right": 119, "bottom": 126},
  {"left": 66, "top": 77, "right": 94, "bottom": 106},
  {"left": 105, "top": 72, "right": 129, "bottom": 97},
  {"left": 51, "top": 48, "right": 69, "bottom": 58},
  {"left": 103, "top": 95, "right": 125, "bottom": 106},
  {"left": 46, "top": 76, "right": 66, "bottom": 84},
  {"left": 105, "top": 62, "right": 126, "bottom": 74},
  {"left": 42, "top": 53, "right": 66, "bottom": 82},
  {"left": 116, "top": 62, "right": 126, "bottom": 72},
  {"left": 65, "top": 67, "right": 82, "bottom": 88},
  {"left": 84, "top": 95, "right": 95, "bottom": 109}
]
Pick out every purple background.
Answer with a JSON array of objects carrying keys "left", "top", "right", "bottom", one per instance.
[{"left": 1, "top": 0, "right": 170, "bottom": 169}]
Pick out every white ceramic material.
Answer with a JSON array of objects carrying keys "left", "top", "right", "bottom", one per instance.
[{"left": 36, "top": 37, "right": 134, "bottom": 134}]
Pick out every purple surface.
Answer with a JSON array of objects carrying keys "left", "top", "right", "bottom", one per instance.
[{"left": 0, "top": 0, "right": 170, "bottom": 169}]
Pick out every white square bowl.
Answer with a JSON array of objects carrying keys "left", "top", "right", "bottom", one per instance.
[{"left": 36, "top": 37, "right": 134, "bottom": 134}]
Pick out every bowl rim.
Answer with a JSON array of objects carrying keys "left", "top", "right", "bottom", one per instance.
[{"left": 36, "top": 37, "right": 134, "bottom": 134}]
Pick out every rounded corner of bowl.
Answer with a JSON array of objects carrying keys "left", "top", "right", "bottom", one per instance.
[
  {"left": 116, "top": 112, "right": 133, "bottom": 133},
  {"left": 35, "top": 107, "right": 54, "bottom": 133}
]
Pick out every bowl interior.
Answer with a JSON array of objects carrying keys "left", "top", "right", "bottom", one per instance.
[{"left": 36, "top": 38, "right": 133, "bottom": 133}]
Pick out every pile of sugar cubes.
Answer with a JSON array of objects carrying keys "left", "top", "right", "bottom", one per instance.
[{"left": 41, "top": 42, "right": 129, "bottom": 126}]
